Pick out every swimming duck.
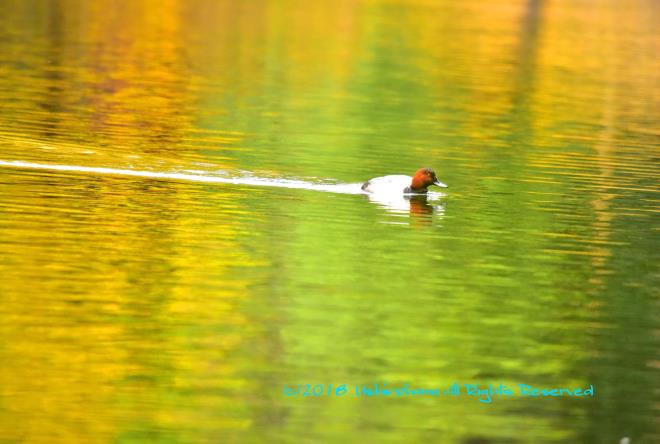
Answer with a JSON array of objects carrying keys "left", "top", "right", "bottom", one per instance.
[{"left": 361, "top": 167, "right": 448, "bottom": 194}]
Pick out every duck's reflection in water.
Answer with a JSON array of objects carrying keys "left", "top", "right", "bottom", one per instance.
[{"left": 365, "top": 192, "right": 445, "bottom": 222}]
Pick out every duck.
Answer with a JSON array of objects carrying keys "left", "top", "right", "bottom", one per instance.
[{"left": 361, "top": 167, "right": 448, "bottom": 194}]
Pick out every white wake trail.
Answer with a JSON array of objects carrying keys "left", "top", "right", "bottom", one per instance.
[{"left": 0, "top": 160, "right": 365, "bottom": 195}]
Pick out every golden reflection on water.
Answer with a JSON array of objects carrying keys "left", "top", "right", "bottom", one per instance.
[
  {"left": 0, "top": 0, "right": 658, "bottom": 443},
  {"left": 0, "top": 173, "right": 258, "bottom": 441}
]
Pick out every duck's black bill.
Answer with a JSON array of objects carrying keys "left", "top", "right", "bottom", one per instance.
[{"left": 433, "top": 180, "right": 448, "bottom": 188}]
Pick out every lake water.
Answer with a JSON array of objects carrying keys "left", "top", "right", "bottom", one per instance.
[{"left": 0, "top": 1, "right": 658, "bottom": 443}]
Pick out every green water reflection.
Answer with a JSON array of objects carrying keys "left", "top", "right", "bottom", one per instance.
[{"left": 0, "top": 0, "right": 658, "bottom": 443}]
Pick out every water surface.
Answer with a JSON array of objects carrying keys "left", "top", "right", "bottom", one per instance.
[{"left": 0, "top": 0, "right": 658, "bottom": 443}]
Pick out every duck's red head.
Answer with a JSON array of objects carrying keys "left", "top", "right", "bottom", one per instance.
[{"left": 411, "top": 168, "right": 448, "bottom": 191}]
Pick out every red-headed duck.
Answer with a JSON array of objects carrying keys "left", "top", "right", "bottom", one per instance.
[{"left": 361, "top": 167, "right": 448, "bottom": 194}]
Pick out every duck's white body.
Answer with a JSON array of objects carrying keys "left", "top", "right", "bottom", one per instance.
[
  {"left": 361, "top": 169, "right": 448, "bottom": 194},
  {"left": 361, "top": 175, "right": 417, "bottom": 194}
]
